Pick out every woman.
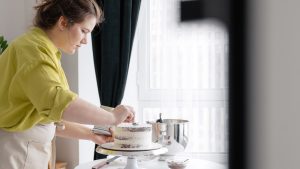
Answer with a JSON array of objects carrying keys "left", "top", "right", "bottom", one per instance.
[{"left": 0, "top": 0, "right": 134, "bottom": 168}]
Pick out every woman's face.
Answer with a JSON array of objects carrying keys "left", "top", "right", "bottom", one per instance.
[{"left": 61, "top": 15, "right": 97, "bottom": 54}]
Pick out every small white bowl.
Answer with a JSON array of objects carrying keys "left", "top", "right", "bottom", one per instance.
[{"left": 166, "top": 158, "right": 189, "bottom": 169}]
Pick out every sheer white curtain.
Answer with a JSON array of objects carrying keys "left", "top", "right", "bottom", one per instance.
[{"left": 137, "top": 0, "right": 228, "bottom": 153}]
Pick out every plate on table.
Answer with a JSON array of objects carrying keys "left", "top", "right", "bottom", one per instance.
[{"left": 101, "top": 142, "right": 162, "bottom": 151}]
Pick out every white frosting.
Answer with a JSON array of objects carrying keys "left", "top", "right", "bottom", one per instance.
[{"left": 114, "top": 123, "right": 152, "bottom": 149}]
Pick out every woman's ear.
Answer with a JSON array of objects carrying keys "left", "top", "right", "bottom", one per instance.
[{"left": 57, "top": 16, "right": 68, "bottom": 31}]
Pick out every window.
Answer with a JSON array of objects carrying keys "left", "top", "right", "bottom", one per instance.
[{"left": 136, "top": 0, "right": 228, "bottom": 154}]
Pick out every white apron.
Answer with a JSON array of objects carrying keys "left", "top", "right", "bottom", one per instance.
[{"left": 0, "top": 123, "right": 56, "bottom": 169}]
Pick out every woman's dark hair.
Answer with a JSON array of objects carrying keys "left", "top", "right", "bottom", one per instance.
[{"left": 34, "top": 0, "right": 104, "bottom": 30}]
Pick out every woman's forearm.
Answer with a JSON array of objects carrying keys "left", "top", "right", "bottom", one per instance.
[
  {"left": 62, "top": 97, "right": 116, "bottom": 125},
  {"left": 56, "top": 120, "right": 114, "bottom": 144},
  {"left": 55, "top": 120, "right": 93, "bottom": 140}
]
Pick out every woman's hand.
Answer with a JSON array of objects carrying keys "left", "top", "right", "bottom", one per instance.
[
  {"left": 90, "top": 133, "right": 113, "bottom": 145},
  {"left": 111, "top": 105, "right": 135, "bottom": 124},
  {"left": 90, "top": 127, "right": 114, "bottom": 145}
]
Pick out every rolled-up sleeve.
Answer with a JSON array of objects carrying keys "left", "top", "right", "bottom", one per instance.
[{"left": 18, "top": 58, "right": 77, "bottom": 122}]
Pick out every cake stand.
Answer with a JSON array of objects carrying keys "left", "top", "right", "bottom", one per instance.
[{"left": 96, "top": 143, "right": 168, "bottom": 169}]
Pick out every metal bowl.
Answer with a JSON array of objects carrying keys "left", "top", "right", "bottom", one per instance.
[{"left": 147, "top": 119, "right": 189, "bottom": 156}]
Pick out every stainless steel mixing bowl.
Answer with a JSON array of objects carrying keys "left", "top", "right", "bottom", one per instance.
[{"left": 147, "top": 119, "right": 189, "bottom": 155}]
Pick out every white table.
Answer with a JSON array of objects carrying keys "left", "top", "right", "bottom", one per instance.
[{"left": 74, "top": 156, "right": 226, "bottom": 169}]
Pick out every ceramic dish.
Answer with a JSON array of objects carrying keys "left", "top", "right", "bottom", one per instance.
[{"left": 166, "top": 158, "right": 189, "bottom": 169}]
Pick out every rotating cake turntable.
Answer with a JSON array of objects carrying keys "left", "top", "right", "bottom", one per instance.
[{"left": 96, "top": 143, "right": 168, "bottom": 169}]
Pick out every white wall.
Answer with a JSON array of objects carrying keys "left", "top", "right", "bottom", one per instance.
[
  {"left": 0, "top": 0, "right": 35, "bottom": 40},
  {"left": 248, "top": 1, "right": 300, "bottom": 169},
  {"left": 78, "top": 35, "right": 101, "bottom": 164}
]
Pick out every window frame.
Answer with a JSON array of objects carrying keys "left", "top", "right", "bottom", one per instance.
[{"left": 135, "top": 0, "right": 229, "bottom": 155}]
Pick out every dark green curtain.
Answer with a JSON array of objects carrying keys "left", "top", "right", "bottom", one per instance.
[{"left": 91, "top": 0, "right": 141, "bottom": 160}]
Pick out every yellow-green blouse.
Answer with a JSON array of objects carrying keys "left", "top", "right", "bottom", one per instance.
[{"left": 0, "top": 27, "right": 77, "bottom": 131}]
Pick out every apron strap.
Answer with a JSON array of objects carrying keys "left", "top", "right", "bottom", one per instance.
[{"left": 49, "top": 136, "right": 56, "bottom": 169}]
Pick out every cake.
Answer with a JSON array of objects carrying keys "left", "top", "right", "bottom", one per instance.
[{"left": 114, "top": 123, "right": 152, "bottom": 149}]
